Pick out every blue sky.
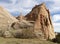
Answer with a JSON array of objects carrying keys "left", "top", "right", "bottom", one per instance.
[{"left": 0, "top": 0, "right": 60, "bottom": 32}]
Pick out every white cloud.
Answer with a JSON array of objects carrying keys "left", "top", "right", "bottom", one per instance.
[
  {"left": 10, "top": 0, "right": 17, "bottom": 4},
  {"left": 0, "top": 0, "right": 60, "bottom": 15},
  {"left": 53, "top": 0, "right": 60, "bottom": 6},
  {"left": 53, "top": 23, "right": 60, "bottom": 32},
  {"left": 47, "top": 0, "right": 60, "bottom": 14},
  {"left": 50, "top": 7, "right": 60, "bottom": 14},
  {"left": 16, "top": 0, "right": 37, "bottom": 7},
  {"left": 0, "top": 0, "right": 38, "bottom": 15},
  {"left": 53, "top": 23, "right": 60, "bottom": 26},
  {"left": 52, "top": 14, "right": 60, "bottom": 32},
  {"left": 52, "top": 14, "right": 60, "bottom": 22}
]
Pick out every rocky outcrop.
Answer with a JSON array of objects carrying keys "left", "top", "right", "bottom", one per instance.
[
  {"left": 0, "top": 3, "right": 55, "bottom": 39},
  {"left": 11, "top": 19, "right": 35, "bottom": 38},
  {"left": 25, "top": 3, "right": 55, "bottom": 39},
  {"left": 0, "top": 6, "right": 18, "bottom": 30},
  {"left": 0, "top": 6, "right": 19, "bottom": 37}
]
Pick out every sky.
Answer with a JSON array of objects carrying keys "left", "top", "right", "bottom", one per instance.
[{"left": 0, "top": 0, "right": 60, "bottom": 32}]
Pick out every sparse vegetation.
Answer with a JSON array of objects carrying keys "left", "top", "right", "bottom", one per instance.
[
  {"left": 0, "top": 37, "right": 57, "bottom": 44},
  {"left": 0, "top": 27, "right": 35, "bottom": 38},
  {"left": 52, "top": 33, "right": 60, "bottom": 43},
  {"left": 10, "top": 28, "right": 35, "bottom": 38}
]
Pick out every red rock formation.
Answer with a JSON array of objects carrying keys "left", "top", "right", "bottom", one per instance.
[{"left": 25, "top": 3, "right": 55, "bottom": 40}]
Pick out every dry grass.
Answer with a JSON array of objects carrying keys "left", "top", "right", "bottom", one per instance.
[{"left": 0, "top": 37, "right": 57, "bottom": 44}]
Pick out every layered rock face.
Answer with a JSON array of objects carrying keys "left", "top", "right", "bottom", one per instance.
[
  {"left": 0, "top": 6, "right": 18, "bottom": 30},
  {"left": 25, "top": 3, "right": 55, "bottom": 39}
]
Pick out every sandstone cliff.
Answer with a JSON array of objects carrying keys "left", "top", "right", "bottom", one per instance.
[{"left": 25, "top": 3, "right": 55, "bottom": 39}]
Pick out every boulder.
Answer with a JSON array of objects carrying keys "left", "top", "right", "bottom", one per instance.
[{"left": 3, "top": 31, "right": 13, "bottom": 38}]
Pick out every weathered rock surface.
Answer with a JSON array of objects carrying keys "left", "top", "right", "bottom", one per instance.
[
  {"left": 11, "top": 20, "right": 33, "bottom": 30},
  {"left": 0, "top": 6, "right": 19, "bottom": 37},
  {"left": 3, "top": 31, "right": 13, "bottom": 38},
  {"left": 11, "top": 18, "right": 35, "bottom": 38},
  {"left": 0, "top": 6, "right": 18, "bottom": 30},
  {"left": 11, "top": 14, "right": 36, "bottom": 38},
  {"left": 25, "top": 3, "right": 55, "bottom": 39}
]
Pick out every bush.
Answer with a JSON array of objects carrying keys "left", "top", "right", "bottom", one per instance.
[
  {"left": 0, "top": 27, "right": 36, "bottom": 38},
  {"left": 56, "top": 33, "right": 60, "bottom": 43},
  {"left": 0, "top": 29, "right": 4, "bottom": 37},
  {"left": 52, "top": 33, "right": 60, "bottom": 43}
]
